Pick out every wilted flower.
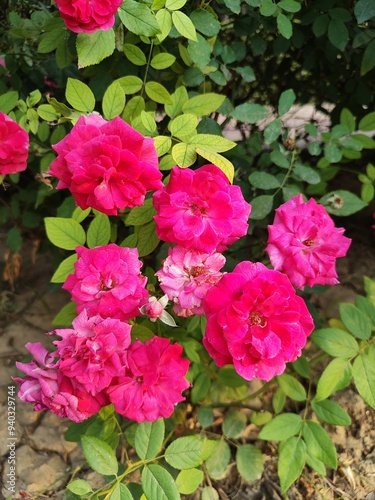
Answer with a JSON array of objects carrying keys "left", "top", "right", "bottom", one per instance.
[
  {"left": 203, "top": 261, "right": 314, "bottom": 381},
  {"left": 107, "top": 337, "right": 190, "bottom": 422},
  {"left": 49, "top": 114, "right": 162, "bottom": 215},
  {"left": 153, "top": 164, "right": 251, "bottom": 253},
  {"left": 63, "top": 244, "right": 148, "bottom": 321},
  {"left": 156, "top": 246, "right": 225, "bottom": 317},
  {"left": 53, "top": 310, "right": 132, "bottom": 395},
  {"left": 54, "top": 0, "right": 123, "bottom": 34},
  {"left": 0, "top": 111, "right": 29, "bottom": 176},
  {"left": 266, "top": 194, "right": 351, "bottom": 289}
]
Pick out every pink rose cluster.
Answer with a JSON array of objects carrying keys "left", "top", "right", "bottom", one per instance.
[
  {"left": 15, "top": 311, "right": 190, "bottom": 423},
  {"left": 203, "top": 261, "right": 315, "bottom": 381},
  {"left": 54, "top": 0, "right": 123, "bottom": 34},
  {"left": 0, "top": 111, "right": 29, "bottom": 176},
  {"left": 49, "top": 114, "right": 162, "bottom": 215},
  {"left": 266, "top": 194, "right": 351, "bottom": 289}
]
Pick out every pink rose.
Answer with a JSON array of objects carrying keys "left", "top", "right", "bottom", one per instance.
[
  {"left": 53, "top": 310, "right": 132, "bottom": 395},
  {"left": 0, "top": 111, "right": 29, "bottom": 175},
  {"left": 153, "top": 165, "right": 251, "bottom": 253},
  {"left": 203, "top": 262, "right": 314, "bottom": 381},
  {"left": 156, "top": 246, "right": 225, "bottom": 317},
  {"left": 107, "top": 337, "right": 190, "bottom": 422},
  {"left": 63, "top": 244, "right": 149, "bottom": 321},
  {"left": 54, "top": 0, "right": 123, "bottom": 34},
  {"left": 14, "top": 343, "right": 107, "bottom": 422},
  {"left": 266, "top": 194, "right": 351, "bottom": 289},
  {"left": 49, "top": 114, "right": 162, "bottom": 215}
]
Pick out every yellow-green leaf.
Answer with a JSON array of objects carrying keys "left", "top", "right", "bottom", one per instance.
[
  {"left": 102, "top": 81, "right": 125, "bottom": 120},
  {"left": 151, "top": 52, "right": 176, "bottom": 69},
  {"left": 145, "top": 81, "right": 173, "bottom": 104},
  {"left": 195, "top": 148, "right": 234, "bottom": 183},
  {"left": 172, "top": 11, "right": 197, "bottom": 41},
  {"left": 182, "top": 93, "right": 225, "bottom": 116},
  {"left": 66, "top": 78, "right": 95, "bottom": 113},
  {"left": 169, "top": 113, "right": 198, "bottom": 139},
  {"left": 124, "top": 43, "right": 147, "bottom": 65},
  {"left": 188, "top": 134, "right": 236, "bottom": 153},
  {"left": 154, "top": 135, "right": 172, "bottom": 156},
  {"left": 172, "top": 143, "right": 197, "bottom": 168}
]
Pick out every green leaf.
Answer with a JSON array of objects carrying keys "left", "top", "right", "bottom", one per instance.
[
  {"left": 250, "top": 411, "right": 273, "bottom": 426},
  {"left": 324, "top": 142, "right": 342, "bottom": 163},
  {"left": 0, "top": 91, "right": 19, "bottom": 114},
  {"left": 315, "top": 358, "right": 352, "bottom": 401},
  {"left": 292, "top": 355, "right": 311, "bottom": 379},
  {"left": 175, "top": 468, "right": 204, "bottom": 495},
  {"left": 270, "top": 150, "right": 290, "bottom": 168},
  {"left": 258, "top": 414, "right": 302, "bottom": 441},
  {"left": 277, "top": 374, "right": 307, "bottom": 401},
  {"left": 231, "top": 103, "right": 269, "bottom": 123},
  {"left": 312, "top": 14, "right": 329, "bottom": 37},
  {"left": 45, "top": 217, "right": 86, "bottom": 250},
  {"left": 190, "top": 9, "right": 221, "bottom": 37},
  {"left": 6, "top": 227, "right": 22, "bottom": 252},
  {"left": 278, "top": 437, "right": 306, "bottom": 493},
  {"left": 311, "top": 400, "right": 351, "bottom": 426},
  {"left": 188, "top": 134, "right": 236, "bottom": 153},
  {"left": 217, "top": 365, "right": 247, "bottom": 388},
  {"left": 197, "top": 406, "right": 214, "bottom": 428},
  {"left": 359, "top": 111, "right": 375, "bottom": 132},
  {"left": 320, "top": 190, "right": 367, "bottom": 216},
  {"left": 154, "top": 136, "right": 172, "bottom": 156},
  {"left": 293, "top": 163, "right": 320, "bottom": 184},
  {"left": 194, "top": 149, "right": 235, "bottom": 183},
  {"left": 66, "top": 78, "right": 95, "bottom": 113},
  {"left": 51, "top": 254, "right": 77, "bottom": 283},
  {"left": 172, "top": 11, "right": 197, "bottom": 41},
  {"left": 151, "top": 52, "right": 176, "bottom": 70},
  {"left": 110, "top": 483, "right": 134, "bottom": 500},
  {"left": 204, "top": 439, "right": 231, "bottom": 479},
  {"left": 339, "top": 303, "right": 372, "bottom": 340},
  {"left": 264, "top": 118, "right": 283, "bottom": 144},
  {"left": 272, "top": 387, "right": 286, "bottom": 414},
  {"left": 235, "top": 66, "right": 256, "bottom": 83},
  {"left": 87, "top": 212, "right": 111, "bottom": 249},
  {"left": 340, "top": 108, "right": 356, "bottom": 134},
  {"left": 142, "top": 464, "right": 180, "bottom": 500},
  {"left": 278, "top": 0, "right": 301, "bottom": 12},
  {"left": 140, "top": 111, "right": 157, "bottom": 135},
  {"left": 353, "top": 351, "right": 375, "bottom": 409},
  {"left": 278, "top": 89, "right": 296, "bottom": 115},
  {"left": 249, "top": 195, "right": 274, "bottom": 220},
  {"left": 223, "top": 0, "right": 241, "bottom": 14},
  {"left": 354, "top": 0, "right": 375, "bottom": 23},
  {"left": 311, "top": 328, "right": 360, "bottom": 358},
  {"left": 145, "top": 81, "right": 173, "bottom": 104},
  {"left": 118, "top": 0, "right": 160, "bottom": 37},
  {"left": 249, "top": 172, "right": 281, "bottom": 190},
  {"left": 277, "top": 13, "right": 293, "bottom": 39},
  {"left": 165, "top": 86, "right": 189, "bottom": 118},
  {"left": 165, "top": 435, "right": 209, "bottom": 470},
  {"left": 156, "top": 9, "right": 173, "bottom": 42},
  {"left": 327, "top": 19, "right": 349, "bottom": 51},
  {"left": 355, "top": 296, "right": 375, "bottom": 326},
  {"left": 302, "top": 421, "right": 337, "bottom": 469},
  {"left": 126, "top": 198, "right": 156, "bottom": 226},
  {"left": 166, "top": 0, "right": 187, "bottom": 9},
  {"left": 169, "top": 114, "right": 198, "bottom": 139},
  {"left": 172, "top": 143, "right": 197, "bottom": 168},
  {"left": 236, "top": 444, "right": 264, "bottom": 483},
  {"left": 116, "top": 76, "right": 143, "bottom": 95},
  {"left": 102, "top": 82, "right": 125, "bottom": 120},
  {"left": 67, "top": 479, "right": 93, "bottom": 496},
  {"left": 306, "top": 452, "right": 326, "bottom": 476},
  {"left": 191, "top": 372, "right": 211, "bottom": 404},
  {"left": 188, "top": 34, "right": 212, "bottom": 68},
  {"left": 260, "top": 0, "right": 277, "bottom": 16},
  {"left": 135, "top": 220, "right": 160, "bottom": 257},
  {"left": 81, "top": 436, "right": 118, "bottom": 476},
  {"left": 52, "top": 302, "right": 77, "bottom": 327},
  {"left": 135, "top": 419, "right": 165, "bottom": 459},
  {"left": 182, "top": 93, "right": 225, "bottom": 117},
  {"left": 222, "top": 410, "right": 247, "bottom": 438},
  {"left": 124, "top": 43, "right": 147, "bottom": 66},
  {"left": 76, "top": 29, "right": 115, "bottom": 69}
]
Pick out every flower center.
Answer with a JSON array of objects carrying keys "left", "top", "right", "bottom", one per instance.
[
  {"left": 302, "top": 238, "right": 314, "bottom": 247},
  {"left": 190, "top": 266, "right": 205, "bottom": 277},
  {"left": 100, "top": 279, "right": 115, "bottom": 291},
  {"left": 190, "top": 202, "right": 206, "bottom": 215},
  {"left": 249, "top": 311, "right": 267, "bottom": 327}
]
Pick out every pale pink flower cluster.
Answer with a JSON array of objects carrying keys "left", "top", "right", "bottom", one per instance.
[
  {"left": 49, "top": 114, "right": 162, "bottom": 216},
  {"left": 203, "top": 261, "right": 315, "bottom": 381},
  {"left": 15, "top": 311, "right": 190, "bottom": 423},
  {"left": 266, "top": 194, "right": 351, "bottom": 289},
  {"left": 153, "top": 164, "right": 251, "bottom": 253},
  {"left": 156, "top": 246, "right": 226, "bottom": 317},
  {"left": 0, "top": 111, "right": 29, "bottom": 176},
  {"left": 54, "top": 0, "right": 123, "bottom": 34}
]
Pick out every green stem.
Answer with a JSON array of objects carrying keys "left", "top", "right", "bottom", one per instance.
[
  {"left": 273, "top": 148, "right": 298, "bottom": 198},
  {"left": 141, "top": 40, "right": 154, "bottom": 98}
]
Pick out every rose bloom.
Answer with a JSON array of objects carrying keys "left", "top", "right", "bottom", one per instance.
[
  {"left": 54, "top": 0, "right": 123, "bottom": 34},
  {"left": 156, "top": 246, "right": 226, "bottom": 317},
  {"left": 0, "top": 111, "right": 29, "bottom": 175},
  {"left": 63, "top": 244, "right": 148, "bottom": 321},
  {"left": 203, "top": 261, "right": 314, "bottom": 381},
  {"left": 153, "top": 165, "right": 251, "bottom": 253},
  {"left": 266, "top": 194, "right": 351, "bottom": 289},
  {"left": 107, "top": 337, "right": 190, "bottom": 422},
  {"left": 53, "top": 310, "right": 132, "bottom": 395},
  {"left": 14, "top": 343, "right": 107, "bottom": 422},
  {"left": 49, "top": 114, "right": 162, "bottom": 215}
]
